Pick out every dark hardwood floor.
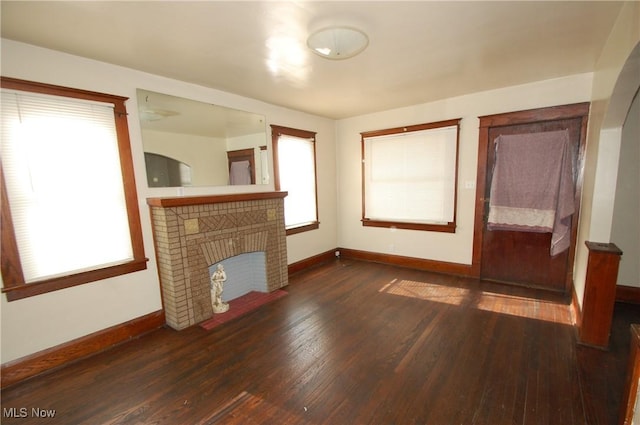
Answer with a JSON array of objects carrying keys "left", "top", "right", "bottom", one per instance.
[{"left": 2, "top": 259, "right": 639, "bottom": 424}]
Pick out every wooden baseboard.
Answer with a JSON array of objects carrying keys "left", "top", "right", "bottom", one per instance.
[
  {"left": 1, "top": 310, "right": 165, "bottom": 389},
  {"left": 288, "top": 249, "right": 337, "bottom": 276},
  {"left": 617, "top": 285, "right": 640, "bottom": 304},
  {"left": 338, "top": 247, "right": 474, "bottom": 277}
]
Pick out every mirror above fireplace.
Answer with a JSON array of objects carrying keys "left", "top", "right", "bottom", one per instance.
[{"left": 137, "top": 89, "right": 269, "bottom": 188}]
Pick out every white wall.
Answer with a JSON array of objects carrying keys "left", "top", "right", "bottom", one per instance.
[
  {"left": 573, "top": 1, "right": 640, "bottom": 306},
  {"left": 0, "top": 39, "right": 337, "bottom": 363},
  {"left": 143, "top": 129, "right": 228, "bottom": 186},
  {"left": 336, "top": 74, "right": 593, "bottom": 265},
  {"left": 611, "top": 90, "right": 639, "bottom": 287}
]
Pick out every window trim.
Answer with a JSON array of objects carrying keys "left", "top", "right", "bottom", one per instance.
[
  {"left": 360, "top": 118, "right": 461, "bottom": 233},
  {"left": 271, "top": 124, "right": 320, "bottom": 235},
  {"left": 0, "top": 77, "right": 147, "bottom": 301}
]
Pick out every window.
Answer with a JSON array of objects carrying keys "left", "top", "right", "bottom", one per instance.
[
  {"left": 1, "top": 77, "right": 147, "bottom": 301},
  {"left": 271, "top": 125, "right": 319, "bottom": 235},
  {"left": 361, "top": 118, "right": 460, "bottom": 233}
]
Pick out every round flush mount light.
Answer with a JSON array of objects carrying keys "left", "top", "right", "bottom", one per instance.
[
  {"left": 307, "top": 26, "right": 369, "bottom": 60},
  {"left": 139, "top": 108, "right": 179, "bottom": 122}
]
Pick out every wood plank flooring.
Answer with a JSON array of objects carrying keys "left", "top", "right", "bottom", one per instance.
[{"left": 2, "top": 259, "right": 639, "bottom": 424}]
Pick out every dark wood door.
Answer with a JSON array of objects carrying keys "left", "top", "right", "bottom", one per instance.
[
  {"left": 227, "top": 148, "right": 256, "bottom": 185},
  {"left": 473, "top": 103, "right": 589, "bottom": 293}
]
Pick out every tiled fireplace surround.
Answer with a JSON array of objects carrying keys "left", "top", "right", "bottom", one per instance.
[{"left": 147, "top": 192, "right": 288, "bottom": 330}]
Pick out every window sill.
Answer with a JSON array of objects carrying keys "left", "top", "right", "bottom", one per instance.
[
  {"left": 286, "top": 221, "right": 320, "bottom": 236},
  {"left": 362, "top": 219, "right": 455, "bottom": 233},
  {"left": 2, "top": 258, "right": 148, "bottom": 301}
]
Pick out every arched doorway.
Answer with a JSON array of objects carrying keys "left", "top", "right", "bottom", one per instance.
[{"left": 606, "top": 43, "right": 640, "bottom": 294}]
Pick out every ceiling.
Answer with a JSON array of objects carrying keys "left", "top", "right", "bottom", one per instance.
[{"left": 0, "top": 1, "right": 625, "bottom": 120}]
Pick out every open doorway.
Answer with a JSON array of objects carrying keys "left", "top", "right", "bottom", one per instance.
[{"left": 227, "top": 148, "right": 256, "bottom": 185}]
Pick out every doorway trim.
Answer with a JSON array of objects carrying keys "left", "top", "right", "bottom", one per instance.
[
  {"left": 470, "top": 103, "right": 590, "bottom": 293},
  {"left": 227, "top": 148, "right": 256, "bottom": 185}
]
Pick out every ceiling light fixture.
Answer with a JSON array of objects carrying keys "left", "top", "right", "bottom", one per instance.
[
  {"left": 139, "top": 108, "right": 179, "bottom": 122},
  {"left": 139, "top": 95, "right": 179, "bottom": 121},
  {"left": 307, "top": 26, "right": 369, "bottom": 60}
]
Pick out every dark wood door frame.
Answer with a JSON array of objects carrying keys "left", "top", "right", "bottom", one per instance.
[
  {"left": 227, "top": 148, "right": 256, "bottom": 185},
  {"left": 470, "top": 103, "right": 590, "bottom": 294}
]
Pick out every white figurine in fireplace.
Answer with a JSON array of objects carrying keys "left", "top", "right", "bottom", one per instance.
[{"left": 210, "top": 263, "right": 229, "bottom": 313}]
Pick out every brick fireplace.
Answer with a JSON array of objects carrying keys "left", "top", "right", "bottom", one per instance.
[{"left": 147, "top": 192, "right": 288, "bottom": 330}]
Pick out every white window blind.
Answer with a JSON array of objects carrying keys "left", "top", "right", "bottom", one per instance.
[
  {"left": 364, "top": 125, "right": 458, "bottom": 224},
  {"left": 277, "top": 134, "right": 317, "bottom": 228},
  {"left": 1, "top": 89, "right": 134, "bottom": 283}
]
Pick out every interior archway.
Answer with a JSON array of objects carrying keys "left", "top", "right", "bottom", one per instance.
[{"left": 607, "top": 42, "right": 640, "bottom": 290}]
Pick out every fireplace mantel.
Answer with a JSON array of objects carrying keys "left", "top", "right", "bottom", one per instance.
[
  {"left": 147, "top": 191, "right": 288, "bottom": 330},
  {"left": 147, "top": 191, "right": 287, "bottom": 208}
]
